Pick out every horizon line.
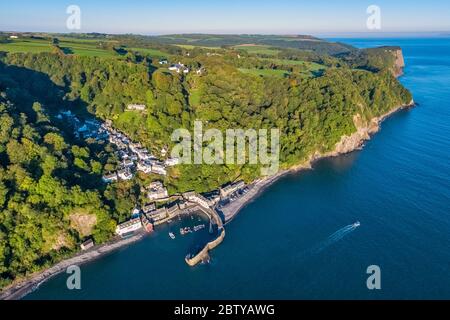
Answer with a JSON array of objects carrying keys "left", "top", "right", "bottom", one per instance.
[{"left": 2, "top": 30, "right": 450, "bottom": 37}]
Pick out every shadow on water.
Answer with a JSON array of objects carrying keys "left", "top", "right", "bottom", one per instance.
[{"left": 312, "top": 149, "right": 361, "bottom": 174}]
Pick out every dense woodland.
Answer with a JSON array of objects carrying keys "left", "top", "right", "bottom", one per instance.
[{"left": 0, "top": 36, "right": 412, "bottom": 288}]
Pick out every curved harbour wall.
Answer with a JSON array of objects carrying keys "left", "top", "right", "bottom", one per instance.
[{"left": 185, "top": 228, "right": 226, "bottom": 267}]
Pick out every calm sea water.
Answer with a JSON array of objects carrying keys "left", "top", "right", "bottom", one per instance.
[{"left": 27, "top": 38, "right": 450, "bottom": 300}]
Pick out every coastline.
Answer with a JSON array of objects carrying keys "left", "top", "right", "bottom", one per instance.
[
  {"left": 0, "top": 101, "right": 414, "bottom": 301},
  {"left": 0, "top": 231, "right": 147, "bottom": 300},
  {"left": 221, "top": 100, "right": 415, "bottom": 224}
]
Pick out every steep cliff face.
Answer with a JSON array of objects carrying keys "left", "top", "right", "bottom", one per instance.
[
  {"left": 379, "top": 47, "right": 406, "bottom": 77},
  {"left": 392, "top": 48, "right": 406, "bottom": 77},
  {"left": 331, "top": 114, "right": 376, "bottom": 155},
  {"left": 330, "top": 99, "right": 414, "bottom": 157}
]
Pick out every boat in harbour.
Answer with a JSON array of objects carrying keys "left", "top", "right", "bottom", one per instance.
[
  {"left": 169, "top": 232, "right": 176, "bottom": 239},
  {"left": 180, "top": 227, "right": 192, "bottom": 235},
  {"left": 193, "top": 224, "right": 205, "bottom": 232}
]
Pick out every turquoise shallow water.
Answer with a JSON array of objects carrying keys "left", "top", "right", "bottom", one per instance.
[{"left": 27, "top": 38, "right": 450, "bottom": 300}]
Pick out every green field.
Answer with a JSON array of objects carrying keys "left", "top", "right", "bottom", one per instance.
[
  {"left": 238, "top": 68, "right": 290, "bottom": 78},
  {"left": 189, "top": 88, "right": 202, "bottom": 106},
  {"left": 263, "top": 58, "right": 324, "bottom": 69},
  {"left": 175, "top": 44, "right": 221, "bottom": 50},
  {"left": 260, "top": 58, "right": 326, "bottom": 78},
  {"left": 0, "top": 38, "right": 119, "bottom": 57},
  {"left": 0, "top": 38, "right": 173, "bottom": 59},
  {"left": 59, "top": 40, "right": 118, "bottom": 57},
  {"left": 234, "top": 45, "right": 280, "bottom": 56},
  {"left": 239, "top": 59, "right": 325, "bottom": 79},
  {"left": 0, "top": 39, "right": 53, "bottom": 53},
  {"left": 127, "top": 47, "right": 168, "bottom": 58},
  {"left": 0, "top": 38, "right": 174, "bottom": 57}
]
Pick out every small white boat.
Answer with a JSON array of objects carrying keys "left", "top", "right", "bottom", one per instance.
[
  {"left": 353, "top": 221, "right": 361, "bottom": 228},
  {"left": 193, "top": 224, "right": 205, "bottom": 232},
  {"left": 169, "top": 232, "right": 176, "bottom": 239}
]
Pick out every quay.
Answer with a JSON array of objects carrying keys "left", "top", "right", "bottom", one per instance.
[
  {"left": 219, "top": 174, "right": 283, "bottom": 223},
  {"left": 184, "top": 205, "right": 225, "bottom": 267},
  {"left": 141, "top": 196, "right": 226, "bottom": 267}
]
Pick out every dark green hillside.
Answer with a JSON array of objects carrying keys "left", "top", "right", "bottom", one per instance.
[
  {"left": 0, "top": 63, "right": 121, "bottom": 287},
  {"left": 0, "top": 50, "right": 411, "bottom": 192}
]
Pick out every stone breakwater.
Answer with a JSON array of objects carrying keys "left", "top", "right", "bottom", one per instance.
[
  {"left": 185, "top": 204, "right": 225, "bottom": 266},
  {"left": 185, "top": 229, "right": 226, "bottom": 266}
]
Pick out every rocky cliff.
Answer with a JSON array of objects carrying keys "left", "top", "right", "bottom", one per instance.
[
  {"left": 330, "top": 100, "right": 415, "bottom": 157},
  {"left": 392, "top": 48, "right": 406, "bottom": 77}
]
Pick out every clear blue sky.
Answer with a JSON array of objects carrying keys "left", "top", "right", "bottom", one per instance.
[{"left": 1, "top": 0, "right": 449, "bottom": 35}]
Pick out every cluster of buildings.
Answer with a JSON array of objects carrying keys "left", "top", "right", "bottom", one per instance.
[
  {"left": 56, "top": 110, "right": 107, "bottom": 141},
  {"left": 158, "top": 57, "right": 207, "bottom": 76},
  {"left": 219, "top": 180, "right": 246, "bottom": 198},
  {"left": 115, "top": 193, "right": 199, "bottom": 237},
  {"left": 101, "top": 120, "right": 180, "bottom": 183},
  {"left": 182, "top": 191, "right": 210, "bottom": 209},
  {"left": 168, "top": 62, "right": 190, "bottom": 74},
  {"left": 146, "top": 181, "right": 169, "bottom": 201},
  {"left": 114, "top": 180, "right": 248, "bottom": 237},
  {"left": 126, "top": 104, "right": 147, "bottom": 111}
]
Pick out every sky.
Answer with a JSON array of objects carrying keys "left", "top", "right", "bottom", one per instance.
[{"left": 1, "top": 0, "right": 450, "bottom": 35}]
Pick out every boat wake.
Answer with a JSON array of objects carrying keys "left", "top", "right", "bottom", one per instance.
[{"left": 309, "top": 222, "right": 360, "bottom": 255}]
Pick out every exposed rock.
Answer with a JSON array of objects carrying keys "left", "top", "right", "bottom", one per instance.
[
  {"left": 69, "top": 211, "right": 97, "bottom": 237},
  {"left": 392, "top": 48, "right": 406, "bottom": 77},
  {"left": 50, "top": 232, "right": 72, "bottom": 251},
  {"left": 329, "top": 100, "right": 415, "bottom": 157}
]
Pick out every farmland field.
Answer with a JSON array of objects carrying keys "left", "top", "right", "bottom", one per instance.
[
  {"left": 127, "top": 47, "right": 168, "bottom": 58},
  {"left": 0, "top": 39, "right": 52, "bottom": 53},
  {"left": 233, "top": 44, "right": 280, "bottom": 56},
  {"left": 238, "top": 68, "right": 290, "bottom": 77},
  {"left": 262, "top": 58, "right": 324, "bottom": 69},
  {"left": 0, "top": 38, "right": 118, "bottom": 57},
  {"left": 175, "top": 44, "right": 221, "bottom": 50}
]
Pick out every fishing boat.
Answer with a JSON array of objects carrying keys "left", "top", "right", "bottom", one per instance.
[
  {"left": 180, "top": 227, "right": 192, "bottom": 235},
  {"left": 193, "top": 224, "right": 205, "bottom": 232}
]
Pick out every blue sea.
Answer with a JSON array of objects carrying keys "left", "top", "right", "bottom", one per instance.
[{"left": 26, "top": 37, "right": 450, "bottom": 300}]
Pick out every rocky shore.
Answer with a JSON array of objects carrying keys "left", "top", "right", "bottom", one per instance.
[
  {"left": 220, "top": 100, "right": 415, "bottom": 223},
  {"left": 0, "top": 231, "right": 147, "bottom": 300}
]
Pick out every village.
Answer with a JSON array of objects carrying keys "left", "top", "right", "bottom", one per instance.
[
  {"left": 62, "top": 107, "right": 252, "bottom": 264},
  {"left": 100, "top": 118, "right": 179, "bottom": 182}
]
